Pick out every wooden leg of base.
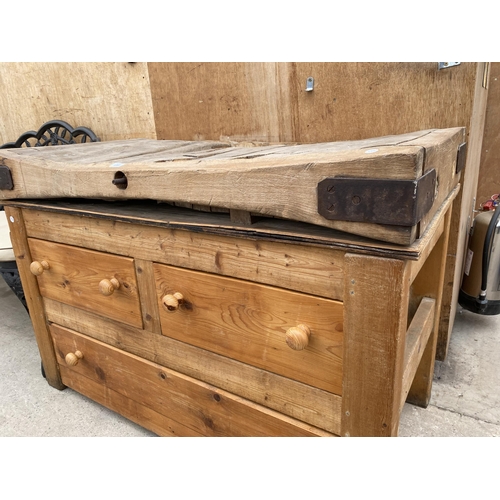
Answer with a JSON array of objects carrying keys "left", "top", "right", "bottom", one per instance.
[
  {"left": 342, "top": 254, "right": 410, "bottom": 437},
  {"left": 5, "top": 206, "right": 64, "bottom": 390}
]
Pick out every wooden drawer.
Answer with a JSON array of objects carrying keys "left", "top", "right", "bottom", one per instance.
[
  {"left": 28, "top": 238, "right": 142, "bottom": 328},
  {"left": 50, "top": 323, "right": 331, "bottom": 437},
  {"left": 154, "top": 263, "right": 344, "bottom": 395}
]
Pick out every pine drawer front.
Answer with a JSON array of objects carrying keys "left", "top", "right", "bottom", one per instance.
[
  {"left": 28, "top": 238, "right": 142, "bottom": 328},
  {"left": 154, "top": 263, "right": 344, "bottom": 395},
  {"left": 50, "top": 324, "right": 332, "bottom": 437}
]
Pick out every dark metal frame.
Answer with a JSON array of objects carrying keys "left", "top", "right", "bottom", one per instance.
[{"left": 0, "top": 119, "right": 99, "bottom": 149}]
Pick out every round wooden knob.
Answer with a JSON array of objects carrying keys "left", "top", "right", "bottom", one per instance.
[
  {"left": 30, "top": 260, "right": 50, "bottom": 276},
  {"left": 285, "top": 324, "right": 311, "bottom": 350},
  {"left": 65, "top": 350, "right": 83, "bottom": 366},
  {"left": 99, "top": 277, "right": 120, "bottom": 296},
  {"left": 162, "top": 292, "right": 184, "bottom": 311}
]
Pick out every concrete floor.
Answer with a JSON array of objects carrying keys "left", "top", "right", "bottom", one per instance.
[{"left": 1, "top": 277, "right": 499, "bottom": 437}]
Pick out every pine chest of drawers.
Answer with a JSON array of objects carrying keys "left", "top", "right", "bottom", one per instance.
[{"left": 4, "top": 189, "right": 456, "bottom": 436}]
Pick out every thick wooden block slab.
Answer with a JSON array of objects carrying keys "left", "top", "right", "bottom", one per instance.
[{"left": 0, "top": 127, "right": 465, "bottom": 244}]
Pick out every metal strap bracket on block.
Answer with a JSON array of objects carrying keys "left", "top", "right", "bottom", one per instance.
[
  {"left": 317, "top": 168, "right": 437, "bottom": 226},
  {"left": 456, "top": 142, "right": 467, "bottom": 174},
  {"left": 0, "top": 165, "right": 14, "bottom": 190}
]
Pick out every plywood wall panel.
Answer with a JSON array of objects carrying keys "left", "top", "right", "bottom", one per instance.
[
  {"left": 437, "top": 62, "right": 490, "bottom": 360},
  {"left": 292, "top": 62, "right": 477, "bottom": 142},
  {"left": 476, "top": 62, "right": 500, "bottom": 208},
  {"left": 148, "top": 62, "right": 294, "bottom": 143},
  {"left": 0, "top": 62, "right": 156, "bottom": 144}
]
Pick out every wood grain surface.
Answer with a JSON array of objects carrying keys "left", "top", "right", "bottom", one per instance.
[
  {"left": 45, "top": 298, "right": 341, "bottom": 433},
  {"left": 21, "top": 207, "right": 346, "bottom": 300},
  {"left": 28, "top": 238, "right": 142, "bottom": 328},
  {"left": 0, "top": 62, "right": 156, "bottom": 144},
  {"left": 154, "top": 264, "right": 344, "bottom": 394},
  {"left": 51, "top": 324, "right": 332, "bottom": 436},
  {"left": 342, "top": 255, "right": 410, "bottom": 436},
  {"left": 0, "top": 128, "right": 464, "bottom": 245}
]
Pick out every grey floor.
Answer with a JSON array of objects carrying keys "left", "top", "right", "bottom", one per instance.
[{"left": 1, "top": 277, "right": 499, "bottom": 437}]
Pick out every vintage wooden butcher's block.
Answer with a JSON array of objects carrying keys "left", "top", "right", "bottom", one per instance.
[
  {"left": 0, "top": 127, "right": 466, "bottom": 245},
  {"left": 0, "top": 127, "right": 464, "bottom": 436}
]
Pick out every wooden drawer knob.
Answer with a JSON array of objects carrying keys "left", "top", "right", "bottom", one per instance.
[
  {"left": 65, "top": 350, "right": 83, "bottom": 366},
  {"left": 285, "top": 324, "right": 311, "bottom": 350},
  {"left": 162, "top": 292, "right": 184, "bottom": 311},
  {"left": 99, "top": 277, "right": 120, "bottom": 296},
  {"left": 30, "top": 260, "right": 50, "bottom": 276}
]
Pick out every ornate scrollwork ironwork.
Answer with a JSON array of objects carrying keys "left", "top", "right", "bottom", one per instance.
[{"left": 0, "top": 120, "right": 99, "bottom": 149}]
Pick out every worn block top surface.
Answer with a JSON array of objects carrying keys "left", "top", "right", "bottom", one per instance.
[{"left": 0, "top": 128, "right": 465, "bottom": 245}]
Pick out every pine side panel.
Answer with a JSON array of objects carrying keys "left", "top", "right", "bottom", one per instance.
[{"left": 407, "top": 206, "right": 452, "bottom": 406}]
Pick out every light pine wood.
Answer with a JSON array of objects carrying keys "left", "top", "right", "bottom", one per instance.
[
  {"left": 0, "top": 128, "right": 463, "bottom": 245},
  {"left": 400, "top": 297, "right": 436, "bottom": 410},
  {"left": 50, "top": 324, "right": 332, "bottom": 436},
  {"left": 20, "top": 208, "right": 346, "bottom": 300},
  {"left": 43, "top": 297, "right": 342, "bottom": 434},
  {"left": 342, "top": 255, "right": 410, "bottom": 437},
  {"left": 4, "top": 207, "right": 64, "bottom": 390},
  {"left": 148, "top": 63, "right": 478, "bottom": 144},
  {"left": 59, "top": 366, "right": 204, "bottom": 437},
  {"left": 0, "top": 62, "right": 156, "bottom": 145},
  {"left": 27, "top": 238, "right": 143, "bottom": 328},
  {"left": 154, "top": 263, "right": 344, "bottom": 395}
]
